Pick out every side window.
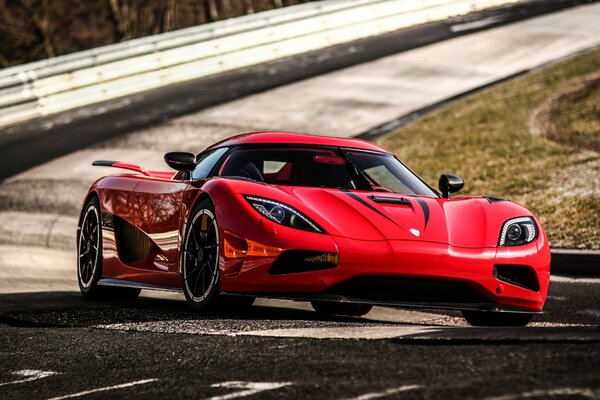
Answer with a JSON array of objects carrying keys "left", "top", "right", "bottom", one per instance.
[{"left": 192, "top": 147, "right": 229, "bottom": 180}]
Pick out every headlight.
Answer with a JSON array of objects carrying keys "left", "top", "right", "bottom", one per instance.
[
  {"left": 244, "top": 196, "right": 324, "bottom": 233},
  {"left": 498, "top": 217, "right": 537, "bottom": 246}
]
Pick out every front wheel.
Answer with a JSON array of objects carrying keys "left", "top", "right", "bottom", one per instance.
[
  {"left": 182, "top": 200, "right": 223, "bottom": 312},
  {"left": 182, "top": 200, "right": 257, "bottom": 314},
  {"left": 311, "top": 301, "right": 373, "bottom": 317},
  {"left": 461, "top": 310, "right": 534, "bottom": 327}
]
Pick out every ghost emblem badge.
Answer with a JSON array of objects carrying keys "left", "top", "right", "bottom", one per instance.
[{"left": 409, "top": 228, "right": 420, "bottom": 237}]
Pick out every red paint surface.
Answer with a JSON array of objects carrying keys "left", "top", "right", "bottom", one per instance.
[{"left": 81, "top": 132, "right": 550, "bottom": 312}]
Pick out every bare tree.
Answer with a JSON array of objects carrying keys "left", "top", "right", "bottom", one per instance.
[
  {"left": 203, "top": 0, "right": 219, "bottom": 22},
  {"left": 218, "top": 0, "right": 232, "bottom": 15},
  {"left": 18, "top": 0, "right": 56, "bottom": 58},
  {"left": 0, "top": 0, "right": 319, "bottom": 67},
  {"left": 108, "top": 0, "right": 132, "bottom": 40},
  {"left": 243, "top": 0, "right": 255, "bottom": 14},
  {"left": 162, "top": 0, "right": 177, "bottom": 32}
]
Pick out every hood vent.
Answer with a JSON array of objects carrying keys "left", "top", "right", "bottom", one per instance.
[{"left": 368, "top": 195, "right": 412, "bottom": 206}]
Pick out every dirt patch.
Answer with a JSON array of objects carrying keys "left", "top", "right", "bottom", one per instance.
[{"left": 530, "top": 71, "right": 600, "bottom": 152}]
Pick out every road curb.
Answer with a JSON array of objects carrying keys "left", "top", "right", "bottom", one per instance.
[{"left": 551, "top": 249, "right": 600, "bottom": 277}]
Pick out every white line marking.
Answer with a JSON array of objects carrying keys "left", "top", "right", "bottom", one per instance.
[
  {"left": 95, "top": 322, "right": 440, "bottom": 339},
  {"left": 550, "top": 276, "right": 600, "bottom": 284},
  {"left": 46, "top": 378, "right": 158, "bottom": 400},
  {"left": 207, "top": 381, "right": 292, "bottom": 400},
  {"left": 340, "top": 385, "right": 422, "bottom": 400},
  {"left": 238, "top": 326, "right": 439, "bottom": 339},
  {"left": 483, "top": 387, "right": 599, "bottom": 400},
  {"left": 0, "top": 370, "right": 58, "bottom": 387}
]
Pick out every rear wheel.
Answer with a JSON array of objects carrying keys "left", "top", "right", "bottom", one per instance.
[
  {"left": 311, "top": 301, "right": 372, "bottom": 317},
  {"left": 461, "top": 310, "right": 534, "bottom": 327},
  {"left": 78, "top": 197, "right": 140, "bottom": 301}
]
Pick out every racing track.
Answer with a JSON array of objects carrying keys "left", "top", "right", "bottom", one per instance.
[{"left": 1, "top": 3, "right": 600, "bottom": 399}]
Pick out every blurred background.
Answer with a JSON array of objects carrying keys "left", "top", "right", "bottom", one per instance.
[{"left": 0, "top": 0, "right": 317, "bottom": 67}]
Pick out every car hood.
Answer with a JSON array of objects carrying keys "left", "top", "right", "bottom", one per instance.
[{"left": 273, "top": 187, "right": 533, "bottom": 248}]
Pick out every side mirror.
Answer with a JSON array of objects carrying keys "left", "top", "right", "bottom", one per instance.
[
  {"left": 439, "top": 174, "right": 464, "bottom": 198},
  {"left": 164, "top": 152, "right": 196, "bottom": 171}
]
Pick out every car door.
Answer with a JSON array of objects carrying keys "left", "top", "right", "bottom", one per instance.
[{"left": 130, "top": 177, "right": 187, "bottom": 272}]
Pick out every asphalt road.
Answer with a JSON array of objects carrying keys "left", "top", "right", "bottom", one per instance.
[{"left": 0, "top": 280, "right": 599, "bottom": 400}]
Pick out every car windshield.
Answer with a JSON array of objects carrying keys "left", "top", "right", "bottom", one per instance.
[{"left": 218, "top": 146, "right": 437, "bottom": 196}]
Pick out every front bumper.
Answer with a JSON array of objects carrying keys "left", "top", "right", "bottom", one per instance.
[{"left": 221, "top": 235, "right": 550, "bottom": 312}]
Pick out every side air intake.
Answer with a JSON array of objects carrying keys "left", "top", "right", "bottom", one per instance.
[
  {"left": 269, "top": 251, "right": 338, "bottom": 275},
  {"left": 494, "top": 265, "right": 540, "bottom": 292},
  {"left": 114, "top": 216, "right": 152, "bottom": 263}
]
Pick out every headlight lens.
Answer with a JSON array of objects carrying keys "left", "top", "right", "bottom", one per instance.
[
  {"left": 244, "top": 196, "right": 324, "bottom": 233},
  {"left": 499, "top": 217, "right": 537, "bottom": 246}
]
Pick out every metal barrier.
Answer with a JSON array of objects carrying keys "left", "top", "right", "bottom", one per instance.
[{"left": 0, "top": 0, "right": 518, "bottom": 128}]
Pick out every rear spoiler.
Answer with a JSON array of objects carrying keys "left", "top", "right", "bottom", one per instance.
[{"left": 92, "top": 161, "right": 174, "bottom": 180}]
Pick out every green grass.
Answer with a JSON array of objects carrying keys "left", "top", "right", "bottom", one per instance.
[{"left": 379, "top": 48, "right": 600, "bottom": 249}]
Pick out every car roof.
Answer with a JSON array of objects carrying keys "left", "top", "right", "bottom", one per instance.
[{"left": 205, "top": 131, "right": 391, "bottom": 153}]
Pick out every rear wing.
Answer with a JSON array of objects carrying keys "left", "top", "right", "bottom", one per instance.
[{"left": 92, "top": 161, "right": 175, "bottom": 180}]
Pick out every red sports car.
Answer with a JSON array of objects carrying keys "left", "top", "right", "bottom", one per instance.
[{"left": 77, "top": 132, "right": 550, "bottom": 326}]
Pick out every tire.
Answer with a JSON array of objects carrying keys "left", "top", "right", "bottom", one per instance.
[
  {"left": 311, "top": 301, "right": 373, "bottom": 317},
  {"left": 77, "top": 196, "right": 140, "bottom": 301},
  {"left": 461, "top": 310, "right": 534, "bottom": 327},
  {"left": 181, "top": 199, "right": 224, "bottom": 312}
]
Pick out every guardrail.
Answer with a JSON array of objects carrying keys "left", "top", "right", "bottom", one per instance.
[{"left": 0, "top": 0, "right": 519, "bottom": 129}]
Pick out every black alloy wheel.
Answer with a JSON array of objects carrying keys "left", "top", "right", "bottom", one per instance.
[
  {"left": 182, "top": 199, "right": 255, "bottom": 313},
  {"left": 182, "top": 200, "right": 221, "bottom": 311},
  {"left": 78, "top": 196, "right": 140, "bottom": 301}
]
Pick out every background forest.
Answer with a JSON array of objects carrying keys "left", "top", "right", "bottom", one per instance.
[{"left": 0, "top": 0, "right": 318, "bottom": 68}]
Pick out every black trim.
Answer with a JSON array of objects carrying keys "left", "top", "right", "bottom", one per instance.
[
  {"left": 221, "top": 292, "right": 541, "bottom": 314},
  {"left": 339, "top": 189, "right": 398, "bottom": 226},
  {"left": 494, "top": 264, "right": 540, "bottom": 292},
  {"left": 368, "top": 195, "right": 412, "bottom": 206},
  {"left": 329, "top": 276, "right": 487, "bottom": 304},
  {"left": 92, "top": 160, "right": 118, "bottom": 167},
  {"left": 98, "top": 278, "right": 182, "bottom": 293},
  {"left": 114, "top": 215, "right": 152, "bottom": 263},
  {"left": 411, "top": 196, "right": 430, "bottom": 228},
  {"left": 269, "top": 251, "right": 338, "bottom": 275},
  {"left": 486, "top": 196, "right": 509, "bottom": 203}
]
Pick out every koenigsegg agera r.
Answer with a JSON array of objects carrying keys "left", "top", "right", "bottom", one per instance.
[{"left": 77, "top": 132, "right": 550, "bottom": 326}]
